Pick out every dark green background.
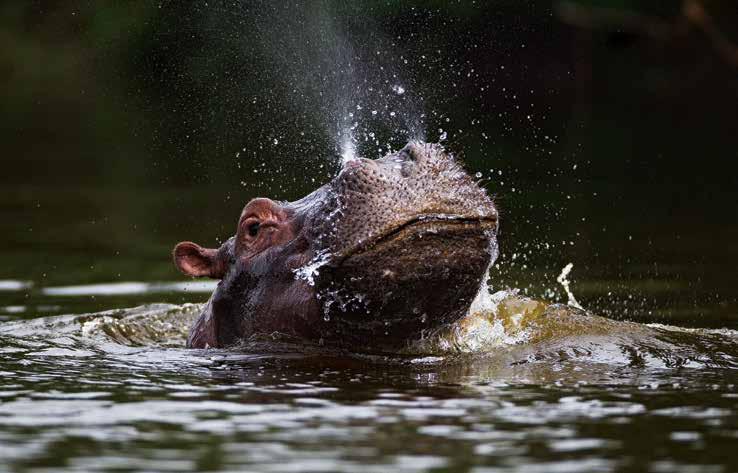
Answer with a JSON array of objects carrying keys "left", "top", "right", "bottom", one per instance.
[{"left": 2, "top": 1, "right": 737, "bottom": 327}]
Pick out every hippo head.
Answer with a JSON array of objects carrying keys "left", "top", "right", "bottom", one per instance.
[{"left": 174, "top": 142, "right": 498, "bottom": 351}]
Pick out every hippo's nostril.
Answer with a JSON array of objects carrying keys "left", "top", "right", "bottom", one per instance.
[{"left": 398, "top": 143, "right": 417, "bottom": 161}]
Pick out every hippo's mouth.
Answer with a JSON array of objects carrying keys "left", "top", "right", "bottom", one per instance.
[
  {"left": 332, "top": 213, "right": 498, "bottom": 264},
  {"left": 315, "top": 211, "right": 498, "bottom": 347}
]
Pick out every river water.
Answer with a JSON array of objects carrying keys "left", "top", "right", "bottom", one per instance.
[
  {"left": 2, "top": 142, "right": 736, "bottom": 473},
  {"left": 3, "top": 2, "right": 738, "bottom": 471},
  {"left": 1, "top": 281, "right": 737, "bottom": 472}
]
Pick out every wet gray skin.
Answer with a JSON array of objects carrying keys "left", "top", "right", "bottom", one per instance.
[{"left": 180, "top": 142, "right": 499, "bottom": 350}]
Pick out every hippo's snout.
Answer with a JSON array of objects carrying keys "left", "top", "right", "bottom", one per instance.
[{"left": 308, "top": 142, "right": 499, "bottom": 348}]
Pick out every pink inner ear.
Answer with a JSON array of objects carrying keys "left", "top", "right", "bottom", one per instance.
[{"left": 173, "top": 242, "right": 217, "bottom": 278}]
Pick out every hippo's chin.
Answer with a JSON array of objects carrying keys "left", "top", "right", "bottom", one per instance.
[{"left": 314, "top": 216, "right": 497, "bottom": 350}]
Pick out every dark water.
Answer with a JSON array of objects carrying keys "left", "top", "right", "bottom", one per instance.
[
  {"left": 1, "top": 300, "right": 738, "bottom": 473},
  {"left": 3, "top": 2, "right": 738, "bottom": 472}
]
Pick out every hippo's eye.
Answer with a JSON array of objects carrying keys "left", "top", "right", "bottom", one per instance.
[{"left": 248, "top": 222, "right": 260, "bottom": 237}]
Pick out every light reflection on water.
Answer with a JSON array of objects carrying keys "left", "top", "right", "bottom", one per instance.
[
  {"left": 0, "top": 281, "right": 218, "bottom": 321},
  {"left": 0, "top": 303, "right": 737, "bottom": 472}
]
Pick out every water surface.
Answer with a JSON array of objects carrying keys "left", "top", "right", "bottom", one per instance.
[{"left": 1, "top": 289, "right": 737, "bottom": 472}]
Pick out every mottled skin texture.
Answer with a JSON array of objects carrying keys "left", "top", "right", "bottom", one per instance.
[{"left": 174, "top": 142, "right": 498, "bottom": 351}]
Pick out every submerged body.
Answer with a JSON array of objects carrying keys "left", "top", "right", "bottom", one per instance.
[{"left": 174, "top": 142, "right": 498, "bottom": 350}]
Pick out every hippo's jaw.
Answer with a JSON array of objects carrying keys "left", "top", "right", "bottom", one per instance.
[{"left": 310, "top": 216, "right": 497, "bottom": 350}]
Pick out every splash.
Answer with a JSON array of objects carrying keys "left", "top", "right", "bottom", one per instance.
[
  {"left": 468, "top": 277, "right": 508, "bottom": 316},
  {"left": 293, "top": 249, "right": 332, "bottom": 286},
  {"left": 411, "top": 287, "right": 539, "bottom": 354},
  {"left": 251, "top": 4, "right": 425, "bottom": 168},
  {"left": 391, "top": 84, "right": 406, "bottom": 95},
  {"left": 556, "top": 263, "right": 583, "bottom": 310}
]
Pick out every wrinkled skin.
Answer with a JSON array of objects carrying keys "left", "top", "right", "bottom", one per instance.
[{"left": 174, "top": 142, "right": 499, "bottom": 351}]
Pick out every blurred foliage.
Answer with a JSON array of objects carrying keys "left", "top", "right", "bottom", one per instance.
[
  {"left": 2, "top": 1, "right": 736, "bottom": 187},
  {"left": 559, "top": 0, "right": 683, "bottom": 19},
  {"left": 0, "top": 2, "right": 161, "bottom": 187}
]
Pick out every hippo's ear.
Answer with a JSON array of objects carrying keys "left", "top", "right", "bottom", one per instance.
[{"left": 173, "top": 242, "right": 226, "bottom": 279}]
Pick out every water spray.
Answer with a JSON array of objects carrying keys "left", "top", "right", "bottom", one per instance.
[{"left": 556, "top": 263, "right": 583, "bottom": 310}]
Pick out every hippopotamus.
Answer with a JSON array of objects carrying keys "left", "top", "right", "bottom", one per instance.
[{"left": 173, "top": 142, "right": 499, "bottom": 350}]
